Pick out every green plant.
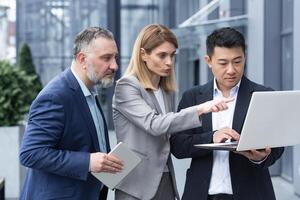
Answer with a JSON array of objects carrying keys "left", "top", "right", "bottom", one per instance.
[
  {"left": 0, "top": 60, "right": 37, "bottom": 126},
  {"left": 18, "top": 43, "right": 43, "bottom": 96},
  {"left": 19, "top": 43, "right": 35, "bottom": 74}
]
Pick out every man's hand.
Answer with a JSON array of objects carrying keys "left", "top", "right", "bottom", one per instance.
[
  {"left": 213, "top": 127, "right": 240, "bottom": 143},
  {"left": 90, "top": 152, "right": 123, "bottom": 173},
  {"left": 197, "top": 97, "right": 235, "bottom": 115},
  {"left": 235, "top": 148, "right": 271, "bottom": 162}
]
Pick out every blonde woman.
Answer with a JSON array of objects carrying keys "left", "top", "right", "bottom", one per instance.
[{"left": 112, "top": 24, "right": 235, "bottom": 200}]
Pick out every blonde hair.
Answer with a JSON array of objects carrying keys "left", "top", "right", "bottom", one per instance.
[{"left": 125, "top": 24, "right": 178, "bottom": 92}]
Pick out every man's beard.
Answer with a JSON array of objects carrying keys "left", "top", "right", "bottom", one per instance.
[{"left": 87, "top": 63, "right": 114, "bottom": 88}]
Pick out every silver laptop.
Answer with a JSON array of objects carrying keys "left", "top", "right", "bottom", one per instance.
[{"left": 194, "top": 90, "right": 300, "bottom": 151}]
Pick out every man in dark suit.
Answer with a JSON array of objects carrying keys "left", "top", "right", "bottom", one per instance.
[
  {"left": 170, "top": 27, "right": 284, "bottom": 200},
  {"left": 20, "top": 27, "right": 123, "bottom": 200}
]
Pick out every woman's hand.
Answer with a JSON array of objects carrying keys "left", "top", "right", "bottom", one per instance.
[{"left": 197, "top": 97, "right": 234, "bottom": 115}]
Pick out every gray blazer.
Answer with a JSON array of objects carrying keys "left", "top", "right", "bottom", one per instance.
[{"left": 112, "top": 75, "right": 202, "bottom": 200}]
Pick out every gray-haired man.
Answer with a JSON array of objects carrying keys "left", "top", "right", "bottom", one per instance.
[{"left": 20, "top": 27, "right": 123, "bottom": 200}]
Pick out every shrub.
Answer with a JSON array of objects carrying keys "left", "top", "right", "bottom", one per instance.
[
  {"left": 18, "top": 43, "right": 43, "bottom": 97},
  {"left": 0, "top": 60, "right": 37, "bottom": 126}
]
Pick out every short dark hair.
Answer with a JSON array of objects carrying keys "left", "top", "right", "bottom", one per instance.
[
  {"left": 73, "top": 27, "right": 114, "bottom": 57},
  {"left": 206, "top": 27, "right": 246, "bottom": 57}
]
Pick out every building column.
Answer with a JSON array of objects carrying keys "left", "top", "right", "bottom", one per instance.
[
  {"left": 293, "top": 1, "right": 300, "bottom": 90},
  {"left": 200, "top": 35, "right": 208, "bottom": 85},
  {"left": 293, "top": 0, "right": 300, "bottom": 196},
  {"left": 107, "top": 0, "right": 121, "bottom": 129},
  {"left": 246, "top": 0, "right": 264, "bottom": 84}
]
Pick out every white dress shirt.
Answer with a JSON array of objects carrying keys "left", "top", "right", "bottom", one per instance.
[
  {"left": 153, "top": 88, "right": 166, "bottom": 114},
  {"left": 208, "top": 79, "right": 240, "bottom": 195},
  {"left": 154, "top": 87, "right": 171, "bottom": 172}
]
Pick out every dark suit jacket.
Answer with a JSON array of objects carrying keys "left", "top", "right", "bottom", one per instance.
[
  {"left": 170, "top": 76, "right": 284, "bottom": 200},
  {"left": 20, "top": 68, "right": 110, "bottom": 200}
]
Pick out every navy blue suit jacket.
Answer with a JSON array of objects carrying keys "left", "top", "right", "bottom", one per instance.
[
  {"left": 20, "top": 68, "right": 110, "bottom": 200},
  {"left": 170, "top": 76, "right": 284, "bottom": 200}
]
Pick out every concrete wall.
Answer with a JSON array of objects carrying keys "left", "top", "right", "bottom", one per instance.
[{"left": 0, "top": 126, "right": 26, "bottom": 199}]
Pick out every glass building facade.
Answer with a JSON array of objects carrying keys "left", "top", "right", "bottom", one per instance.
[
  {"left": 120, "top": 0, "right": 173, "bottom": 74},
  {"left": 0, "top": 5, "right": 9, "bottom": 60},
  {"left": 16, "top": 0, "right": 108, "bottom": 84}
]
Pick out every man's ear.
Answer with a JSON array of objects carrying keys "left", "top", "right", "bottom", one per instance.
[
  {"left": 204, "top": 55, "right": 212, "bottom": 69},
  {"left": 140, "top": 48, "right": 147, "bottom": 62},
  {"left": 76, "top": 52, "right": 87, "bottom": 68}
]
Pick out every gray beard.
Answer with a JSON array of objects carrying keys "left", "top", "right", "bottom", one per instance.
[
  {"left": 87, "top": 65, "right": 114, "bottom": 88},
  {"left": 99, "top": 78, "right": 114, "bottom": 88}
]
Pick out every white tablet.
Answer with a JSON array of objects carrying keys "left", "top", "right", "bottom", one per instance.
[{"left": 92, "top": 142, "right": 141, "bottom": 189}]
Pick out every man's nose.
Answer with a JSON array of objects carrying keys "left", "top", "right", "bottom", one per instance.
[
  {"left": 227, "top": 63, "right": 235, "bottom": 74},
  {"left": 111, "top": 58, "right": 118, "bottom": 71}
]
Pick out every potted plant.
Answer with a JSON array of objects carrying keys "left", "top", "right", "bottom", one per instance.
[{"left": 0, "top": 54, "right": 41, "bottom": 198}]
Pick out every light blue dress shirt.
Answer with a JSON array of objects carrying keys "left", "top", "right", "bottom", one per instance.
[{"left": 71, "top": 67, "right": 107, "bottom": 153}]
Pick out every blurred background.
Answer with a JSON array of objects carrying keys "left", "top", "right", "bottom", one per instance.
[{"left": 0, "top": 0, "right": 300, "bottom": 199}]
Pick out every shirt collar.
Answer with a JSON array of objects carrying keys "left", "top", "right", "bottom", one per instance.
[
  {"left": 71, "top": 66, "right": 98, "bottom": 97},
  {"left": 213, "top": 78, "right": 241, "bottom": 97}
]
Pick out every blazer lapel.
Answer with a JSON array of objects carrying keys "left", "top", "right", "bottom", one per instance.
[
  {"left": 232, "top": 76, "right": 254, "bottom": 134},
  {"left": 148, "top": 91, "right": 163, "bottom": 114},
  {"left": 196, "top": 81, "right": 214, "bottom": 132},
  {"left": 64, "top": 68, "right": 100, "bottom": 152},
  {"left": 161, "top": 90, "right": 173, "bottom": 138},
  {"left": 162, "top": 90, "right": 172, "bottom": 113}
]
